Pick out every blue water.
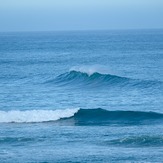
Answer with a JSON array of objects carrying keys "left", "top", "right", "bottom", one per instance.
[{"left": 0, "top": 29, "right": 163, "bottom": 162}]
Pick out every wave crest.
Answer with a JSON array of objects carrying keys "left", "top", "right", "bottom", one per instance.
[{"left": 69, "top": 65, "right": 110, "bottom": 76}]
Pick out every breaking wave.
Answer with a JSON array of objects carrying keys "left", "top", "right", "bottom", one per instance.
[{"left": 1, "top": 108, "right": 163, "bottom": 125}]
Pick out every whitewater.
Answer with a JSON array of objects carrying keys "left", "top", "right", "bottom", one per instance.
[{"left": 0, "top": 108, "right": 79, "bottom": 123}]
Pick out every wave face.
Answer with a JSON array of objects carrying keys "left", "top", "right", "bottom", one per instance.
[
  {"left": 1, "top": 108, "right": 163, "bottom": 125},
  {"left": 45, "top": 70, "right": 161, "bottom": 89},
  {"left": 59, "top": 108, "right": 163, "bottom": 126}
]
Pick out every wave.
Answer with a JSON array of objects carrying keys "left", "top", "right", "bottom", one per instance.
[
  {"left": 1, "top": 108, "right": 163, "bottom": 125},
  {"left": 107, "top": 135, "right": 163, "bottom": 147},
  {"left": 45, "top": 70, "right": 161, "bottom": 89},
  {"left": 46, "top": 70, "right": 130, "bottom": 87}
]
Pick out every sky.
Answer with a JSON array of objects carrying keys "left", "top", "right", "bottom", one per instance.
[{"left": 0, "top": 0, "right": 163, "bottom": 32}]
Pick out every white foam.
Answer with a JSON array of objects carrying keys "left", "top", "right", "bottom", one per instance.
[
  {"left": 0, "top": 108, "right": 79, "bottom": 123},
  {"left": 70, "top": 65, "right": 111, "bottom": 76}
]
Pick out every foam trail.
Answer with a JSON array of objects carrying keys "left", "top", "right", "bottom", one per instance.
[{"left": 0, "top": 108, "right": 79, "bottom": 123}]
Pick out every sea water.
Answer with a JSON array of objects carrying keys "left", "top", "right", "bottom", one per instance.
[{"left": 0, "top": 29, "right": 163, "bottom": 162}]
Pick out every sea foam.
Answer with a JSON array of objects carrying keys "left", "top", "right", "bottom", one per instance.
[{"left": 0, "top": 108, "right": 79, "bottom": 123}]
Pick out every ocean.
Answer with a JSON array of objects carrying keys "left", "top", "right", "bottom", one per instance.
[{"left": 0, "top": 29, "right": 163, "bottom": 162}]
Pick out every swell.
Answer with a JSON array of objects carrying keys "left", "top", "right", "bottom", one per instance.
[
  {"left": 106, "top": 135, "right": 163, "bottom": 147},
  {"left": 45, "top": 70, "right": 162, "bottom": 89},
  {"left": 1, "top": 108, "right": 163, "bottom": 125}
]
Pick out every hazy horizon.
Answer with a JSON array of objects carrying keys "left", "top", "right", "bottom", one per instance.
[
  {"left": 1, "top": 28, "right": 163, "bottom": 33},
  {"left": 0, "top": 0, "right": 163, "bottom": 32}
]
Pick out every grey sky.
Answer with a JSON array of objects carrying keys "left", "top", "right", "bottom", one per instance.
[{"left": 0, "top": 0, "right": 163, "bottom": 31}]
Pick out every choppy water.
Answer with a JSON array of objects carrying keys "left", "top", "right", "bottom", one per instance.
[{"left": 0, "top": 29, "right": 163, "bottom": 162}]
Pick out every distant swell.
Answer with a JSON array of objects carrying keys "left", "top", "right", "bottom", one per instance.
[
  {"left": 45, "top": 70, "right": 161, "bottom": 88},
  {"left": 107, "top": 135, "right": 163, "bottom": 147},
  {"left": 46, "top": 70, "right": 129, "bottom": 86},
  {"left": 1, "top": 108, "right": 163, "bottom": 125}
]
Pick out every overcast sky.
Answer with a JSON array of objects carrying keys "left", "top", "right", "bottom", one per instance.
[{"left": 0, "top": 0, "right": 163, "bottom": 31}]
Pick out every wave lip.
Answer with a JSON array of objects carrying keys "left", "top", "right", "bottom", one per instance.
[{"left": 69, "top": 65, "right": 110, "bottom": 76}]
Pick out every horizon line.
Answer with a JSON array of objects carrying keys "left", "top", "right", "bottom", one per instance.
[{"left": 0, "top": 27, "right": 163, "bottom": 33}]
